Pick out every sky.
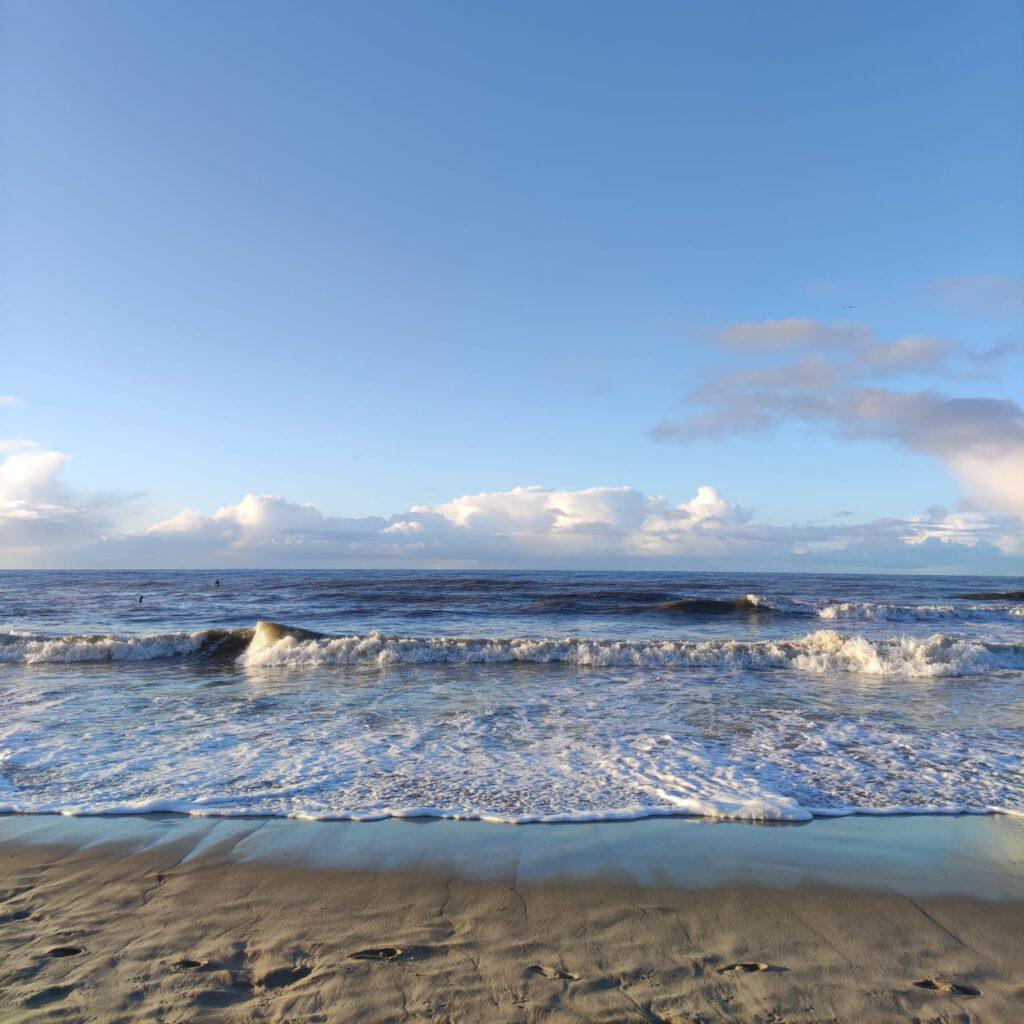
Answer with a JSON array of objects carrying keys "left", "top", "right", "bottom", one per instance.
[{"left": 1, "top": 0, "right": 1023, "bottom": 572}]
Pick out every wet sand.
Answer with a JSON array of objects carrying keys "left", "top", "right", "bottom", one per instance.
[{"left": 1, "top": 813, "right": 1022, "bottom": 1022}]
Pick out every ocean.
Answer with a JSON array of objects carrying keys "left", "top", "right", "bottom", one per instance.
[{"left": 1, "top": 570, "right": 1021, "bottom": 823}]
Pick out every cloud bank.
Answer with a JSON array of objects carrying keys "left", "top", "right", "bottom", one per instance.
[{"left": 1, "top": 439, "right": 1019, "bottom": 572}]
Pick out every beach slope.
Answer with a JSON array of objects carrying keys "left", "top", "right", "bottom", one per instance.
[{"left": 1, "top": 815, "right": 1022, "bottom": 1022}]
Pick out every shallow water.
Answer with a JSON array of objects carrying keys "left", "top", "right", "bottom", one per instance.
[
  {"left": 2, "top": 812, "right": 1022, "bottom": 899},
  {"left": 1, "top": 570, "right": 1021, "bottom": 822}
]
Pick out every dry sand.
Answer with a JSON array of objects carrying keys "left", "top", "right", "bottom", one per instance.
[{"left": 1, "top": 816, "right": 1022, "bottom": 1023}]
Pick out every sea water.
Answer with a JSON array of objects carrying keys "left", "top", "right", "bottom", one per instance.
[{"left": 1, "top": 570, "right": 1021, "bottom": 823}]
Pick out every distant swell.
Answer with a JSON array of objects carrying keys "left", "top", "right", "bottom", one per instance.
[
  {"left": 534, "top": 592, "right": 1024, "bottom": 622},
  {"left": 524, "top": 592, "right": 1024, "bottom": 621},
  {"left": 659, "top": 597, "right": 779, "bottom": 615}
]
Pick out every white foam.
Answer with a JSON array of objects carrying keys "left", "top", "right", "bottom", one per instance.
[
  {"left": 3, "top": 622, "right": 1019, "bottom": 680},
  {"left": 815, "top": 601, "right": 1022, "bottom": 622},
  {"left": 1, "top": 705, "right": 1020, "bottom": 823}
]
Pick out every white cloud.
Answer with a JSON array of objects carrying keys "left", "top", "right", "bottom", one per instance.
[
  {"left": 1, "top": 439, "right": 1020, "bottom": 571},
  {"left": 0, "top": 441, "right": 67, "bottom": 502},
  {"left": 901, "top": 509, "right": 1022, "bottom": 554},
  {"left": 114, "top": 483, "right": 1019, "bottom": 570},
  {"left": 433, "top": 485, "right": 648, "bottom": 533},
  {"left": 0, "top": 440, "right": 106, "bottom": 564}
]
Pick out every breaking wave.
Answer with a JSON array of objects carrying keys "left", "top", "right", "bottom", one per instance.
[
  {"left": 239, "top": 622, "right": 1024, "bottom": 676},
  {"left": 4, "top": 620, "right": 1021, "bottom": 678},
  {"left": 10, "top": 621, "right": 1015, "bottom": 679},
  {"left": 745, "top": 594, "right": 1023, "bottom": 622},
  {"left": 0, "top": 628, "right": 251, "bottom": 664}
]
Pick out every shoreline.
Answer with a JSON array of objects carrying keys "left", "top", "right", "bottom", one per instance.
[
  {"left": 2, "top": 813, "right": 1022, "bottom": 1022},
  {"left": 1, "top": 803, "right": 1021, "bottom": 824},
  {"left": 3, "top": 811, "right": 1024, "bottom": 899}
]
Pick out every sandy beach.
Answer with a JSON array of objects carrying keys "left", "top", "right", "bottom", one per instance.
[{"left": 1, "top": 813, "right": 1021, "bottom": 1023}]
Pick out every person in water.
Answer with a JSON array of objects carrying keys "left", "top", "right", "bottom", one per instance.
[
  {"left": 214, "top": 580, "right": 220, "bottom": 587},
  {"left": 138, "top": 595, "right": 143, "bottom": 603}
]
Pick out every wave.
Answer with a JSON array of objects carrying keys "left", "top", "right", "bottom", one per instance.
[
  {"left": 533, "top": 591, "right": 1024, "bottom": 621},
  {"left": 526, "top": 592, "right": 1023, "bottom": 621},
  {"left": 659, "top": 596, "right": 778, "bottom": 615},
  {"left": 745, "top": 594, "right": 1023, "bottom": 622},
  {"left": 953, "top": 590, "right": 1024, "bottom": 601},
  {"left": 1, "top": 799, "right": 1017, "bottom": 825},
  {"left": 814, "top": 601, "right": 1024, "bottom": 622},
  {"left": 0, "top": 628, "right": 252, "bottom": 664},
  {"left": 4, "top": 621, "right": 1021, "bottom": 678},
  {"left": 238, "top": 623, "right": 1023, "bottom": 676}
]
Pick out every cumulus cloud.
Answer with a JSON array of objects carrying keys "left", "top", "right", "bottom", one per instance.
[
  {"left": 0, "top": 440, "right": 107, "bottom": 564},
  {"left": 120, "top": 485, "right": 756, "bottom": 565},
  {"left": 900, "top": 508, "right": 1022, "bottom": 554},
  {"left": 653, "top": 318, "right": 1024, "bottom": 518},
  {"left": 106, "top": 484, "right": 1023, "bottom": 570}
]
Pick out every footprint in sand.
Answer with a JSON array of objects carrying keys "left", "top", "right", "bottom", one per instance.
[
  {"left": 171, "top": 958, "right": 207, "bottom": 972},
  {"left": 717, "top": 962, "right": 768, "bottom": 974},
  {"left": 24, "top": 985, "right": 75, "bottom": 1008},
  {"left": 348, "top": 947, "right": 403, "bottom": 962},
  {"left": 190, "top": 988, "right": 253, "bottom": 1009},
  {"left": 914, "top": 978, "right": 982, "bottom": 997},
  {"left": 258, "top": 965, "right": 312, "bottom": 989},
  {"left": 46, "top": 946, "right": 84, "bottom": 958},
  {"left": 0, "top": 886, "right": 33, "bottom": 902},
  {"left": 527, "top": 964, "right": 579, "bottom": 980}
]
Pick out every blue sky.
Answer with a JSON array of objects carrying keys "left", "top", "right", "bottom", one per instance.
[{"left": 1, "top": 1, "right": 1022, "bottom": 570}]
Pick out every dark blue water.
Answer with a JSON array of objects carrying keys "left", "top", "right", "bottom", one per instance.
[{"left": 3, "top": 569, "right": 1021, "bottom": 641}]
